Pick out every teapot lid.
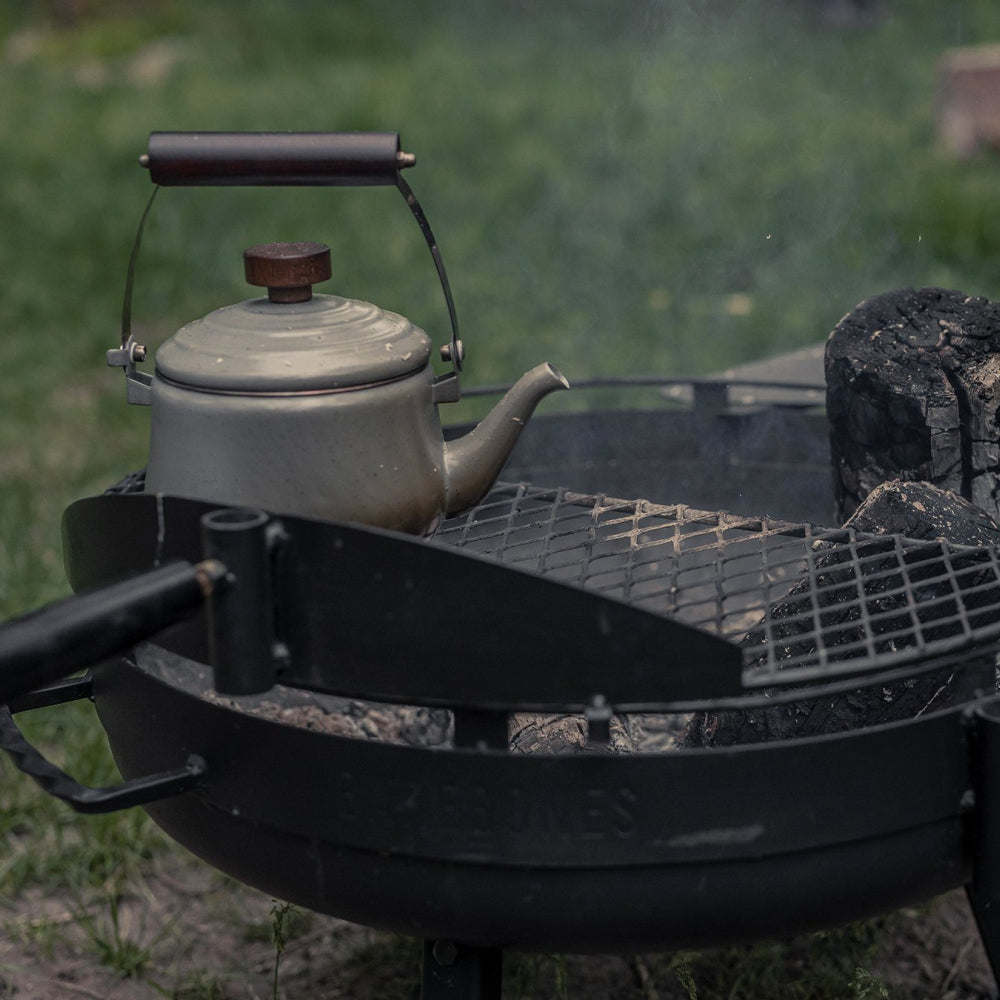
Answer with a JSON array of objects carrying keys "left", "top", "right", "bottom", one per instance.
[{"left": 154, "top": 242, "right": 432, "bottom": 392}]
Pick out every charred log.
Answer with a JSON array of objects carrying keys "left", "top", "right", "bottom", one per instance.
[
  {"left": 680, "top": 481, "right": 1000, "bottom": 748},
  {"left": 681, "top": 286, "right": 1000, "bottom": 748},
  {"left": 846, "top": 479, "right": 1000, "bottom": 546},
  {"left": 826, "top": 286, "right": 1000, "bottom": 524}
]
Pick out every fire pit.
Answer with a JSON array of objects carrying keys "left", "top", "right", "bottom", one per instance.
[{"left": 3, "top": 374, "right": 1000, "bottom": 999}]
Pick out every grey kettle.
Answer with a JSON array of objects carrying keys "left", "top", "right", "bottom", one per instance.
[{"left": 107, "top": 132, "right": 568, "bottom": 533}]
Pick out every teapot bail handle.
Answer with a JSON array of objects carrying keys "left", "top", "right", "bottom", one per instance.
[{"left": 113, "top": 132, "right": 462, "bottom": 400}]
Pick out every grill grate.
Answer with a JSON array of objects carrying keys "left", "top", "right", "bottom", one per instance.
[{"left": 436, "top": 482, "right": 1000, "bottom": 689}]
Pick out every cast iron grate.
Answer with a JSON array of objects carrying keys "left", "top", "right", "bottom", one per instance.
[{"left": 436, "top": 482, "right": 1000, "bottom": 690}]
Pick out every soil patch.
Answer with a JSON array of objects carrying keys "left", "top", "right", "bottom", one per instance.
[{"left": 0, "top": 850, "right": 993, "bottom": 999}]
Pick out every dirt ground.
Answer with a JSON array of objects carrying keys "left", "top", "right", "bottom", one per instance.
[
  {"left": 870, "top": 891, "right": 994, "bottom": 1000},
  {"left": 0, "top": 848, "right": 995, "bottom": 1000}
]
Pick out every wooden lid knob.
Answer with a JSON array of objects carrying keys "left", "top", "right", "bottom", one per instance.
[{"left": 243, "top": 241, "right": 332, "bottom": 303}]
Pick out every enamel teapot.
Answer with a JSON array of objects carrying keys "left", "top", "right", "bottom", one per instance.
[{"left": 108, "top": 131, "right": 569, "bottom": 534}]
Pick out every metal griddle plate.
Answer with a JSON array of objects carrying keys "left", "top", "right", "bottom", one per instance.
[{"left": 64, "top": 490, "right": 741, "bottom": 711}]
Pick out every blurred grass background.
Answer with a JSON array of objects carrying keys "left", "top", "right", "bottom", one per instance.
[{"left": 2, "top": 0, "right": 1000, "bottom": 994}]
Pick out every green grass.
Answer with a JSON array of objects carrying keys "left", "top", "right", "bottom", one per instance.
[
  {"left": 1, "top": 0, "right": 999, "bottom": 995},
  {"left": 0, "top": 700, "right": 168, "bottom": 896}
]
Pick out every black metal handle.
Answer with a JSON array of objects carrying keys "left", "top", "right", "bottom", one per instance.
[
  {"left": 0, "top": 676, "right": 205, "bottom": 814},
  {"left": 142, "top": 131, "right": 414, "bottom": 187},
  {"left": 0, "top": 560, "right": 224, "bottom": 705}
]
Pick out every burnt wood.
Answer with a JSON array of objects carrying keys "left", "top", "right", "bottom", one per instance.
[
  {"left": 682, "top": 287, "right": 1000, "bottom": 746},
  {"left": 681, "top": 479, "right": 1000, "bottom": 748},
  {"left": 826, "top": 286, "right": 1000, "bottom": 523},
  {"left": 846, "top": 479, "right": 1000, "bottom": 547}
]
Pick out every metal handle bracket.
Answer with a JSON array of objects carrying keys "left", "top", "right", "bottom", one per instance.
[{"left": 0, "top": 688, "right": 205, "bottom": 814}]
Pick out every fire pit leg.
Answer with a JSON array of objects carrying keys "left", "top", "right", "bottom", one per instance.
[
  {"left": 965, "top": 889, "right": 1000, "bottom": 999},
  {"left": 419, "top": 711, "right": 506, "bottom": 997},
  {"left": 968, "top": 703, "right": 1000, "bottom": 997},
  {"left": 420, "top": 940, "right": 503, "bottom": 999}
]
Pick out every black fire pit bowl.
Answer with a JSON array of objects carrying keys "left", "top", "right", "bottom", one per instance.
[{"left": 4, "top": 377, "right": 1000, "bottom": 999}]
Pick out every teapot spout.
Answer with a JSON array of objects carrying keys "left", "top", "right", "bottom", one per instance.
[{"left": 444, "top": 362, "right": 570, "bottom": 516}]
